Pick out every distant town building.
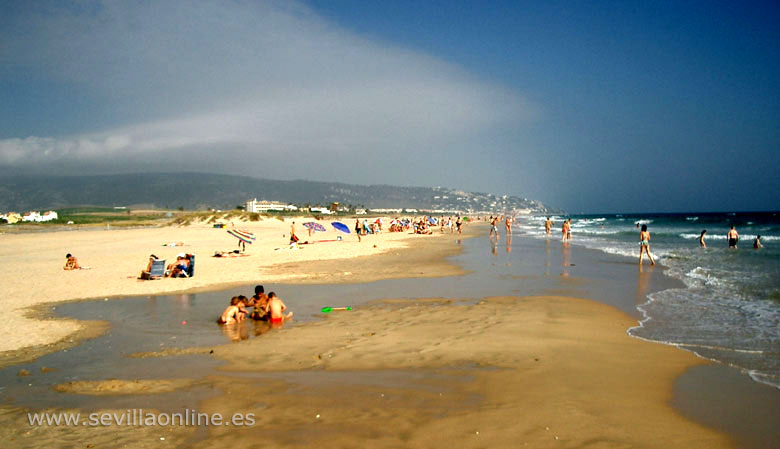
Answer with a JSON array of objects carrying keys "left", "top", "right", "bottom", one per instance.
[
  {"left": 245, "top": 199, "right": 298, "bottom": 213},
  {"left": 0, "top": 212, "right": 22, "bottom": 224},
  {"left": 22, "top": 211, "right": 42, "bottom": 222},
  {"left": 330, "top": 202, "right": 339, "bottom": 212},
  {"left": 309, "top": 207, "right": 334, "bottom": 215},
  {"left": 355, "top": 209, "right": 367, "bottom": 215}
]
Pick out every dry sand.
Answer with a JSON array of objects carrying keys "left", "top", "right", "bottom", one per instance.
[{"left": 0, "top": 217, "right": 464, "bottom": 360}]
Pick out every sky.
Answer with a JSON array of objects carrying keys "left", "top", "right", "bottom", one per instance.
[{"left": 0, "top": 0, "right": 778, "bottom": 213}]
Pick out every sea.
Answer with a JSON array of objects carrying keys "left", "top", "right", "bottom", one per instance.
[{"left": 515, "top": 211, "right": 780, "bottom": 389}]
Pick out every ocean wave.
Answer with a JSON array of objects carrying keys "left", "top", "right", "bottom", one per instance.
[{"left": 686, "top": 216, "right": 699, "bottom": 221}]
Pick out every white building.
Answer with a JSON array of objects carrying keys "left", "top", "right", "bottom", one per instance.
[
  {"left": 22, "top": 211, "right": 41, "bottom": 222},
  {"left": 309, "top": 207, "right": 334, "bottom": 215},
  {"left": 245, "top": 199, "right": 298, "bottom": 213},
  {"left": 41, "top": 211, "right": 59, "bottom": 221}
]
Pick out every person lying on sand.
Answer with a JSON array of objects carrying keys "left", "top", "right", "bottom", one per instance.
[
  {"left": 64, "top": 253, "right": 84, "bottom": 270},
  {"left": 218, "top": 296, "right": 244, "bottom": 324},
  {"left": 265, "top": 292, "right": 293, "bottom": 324}
]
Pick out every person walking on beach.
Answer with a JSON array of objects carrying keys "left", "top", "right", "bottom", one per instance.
[
  {"left": 561, "top": 220, "right": 568, "bottom": 242},
  {"left": 489, "top": 216, "right": 499, "bottom": 238},
  {"left": 545, "top": 217, "right": 552, "bottom": 236},
  {"left": 355, "top": 219, "right": 362, "bottom": 242},
  {"left": 699, "top": 230, "right": 707, "bottom": 247},
  {"left": 566, "top": 219, "right": 572, "bottom": 241},
  {"left": 505, "top": 215, "right": 513, "bottom": 235},
  {"left": 456, "top": 216, "right": 463, "bottom": 235},
  {"left": 727, "top": 226, "right": 739, "bottom": 248},
  {"left": 639, "top": 224, "right": 655, "bottom": 265}
]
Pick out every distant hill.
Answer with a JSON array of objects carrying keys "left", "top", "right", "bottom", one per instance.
[{"left": 0, "top": 173, "right": 555, "bottom": 214}]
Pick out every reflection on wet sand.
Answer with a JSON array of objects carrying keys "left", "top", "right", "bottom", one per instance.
[
  {"left": 637, "top": 263, "right": 655, "bottom": 305},
  {"left": 561, "top": 242, "right": 571, "bottom": 277}
]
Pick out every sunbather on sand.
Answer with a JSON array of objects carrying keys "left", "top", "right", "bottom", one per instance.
[
  {"left": 64, "top": 253, "right": 81, "bottom": 270},
  {"left": 218, "top": 296, "right": 244, "bottom": 324},
  {"left": 139, "top": 254, "right": 159, "bottom": 279},
  {"left": 166, "top": 254, "right": 189, "bottom": 277}
]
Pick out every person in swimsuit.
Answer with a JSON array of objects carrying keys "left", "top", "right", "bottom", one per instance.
[
  {"left": 355, "top": 219, "right": 362, "bottom": 242},
  {"left": 249, "top": 285, "right": 270, "bottom": 320},
  {"left": 218, "top": 296, "right": 243, "bottom": 324},
  {"left": 64, "top": 253, "right": 81, "bottom": 270},
  {"left": 545, "top": 217, "right": 552, "bottom": 236},
  {"left": 505, "top": 216, "right": 513, "bottom": 234},
  {"left": 265, "top": 292, "right": 292, "bottom": 324},
  {"left": 727, "top": 226, "right": 739, "bottom": 248},
  {"left": 456, "top": 216, "right": 463, "bottom": 235},
  {"left": 753, "top": 235, "right": 762, "bottom": 249},
  {"left": 489, "top": 216, "right": 499, "bottom": 238},
  {"left": 698, "top": 230, "right": 707, "bottom": 247},
  {"left": 639, "top": 224, "right": 655, "bottom": 265}
]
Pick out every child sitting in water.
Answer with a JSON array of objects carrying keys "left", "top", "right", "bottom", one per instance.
[
  {"left": 218, "top": 296, "right": 244, "bottom": 324},
  {"left": 264, "top": 292, "right": 293, "bottom": 324}
]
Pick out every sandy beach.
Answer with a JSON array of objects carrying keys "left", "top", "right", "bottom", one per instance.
[
  {"left": 1, "top": 220, "right": 776, "bottom": 448},
  {"left": 0, "top": 217, "right": 464, "bottom": 359}
]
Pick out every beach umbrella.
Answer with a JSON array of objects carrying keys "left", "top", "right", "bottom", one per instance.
[
  {"left": 227, "top": 229, "right": 256, "bottom": 244},
  {"left": 331, "top": 222, "right": 351, "bottom": 234},
  {"left": 303, "top": 222, "right": 327, "bottom": 232},
  {"left": 428, "top": 217, "right": 437, "bottom": 225}
]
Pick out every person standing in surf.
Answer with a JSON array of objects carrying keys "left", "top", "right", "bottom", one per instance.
[
  {"left": 699, "top": 229, "right": 707, "bottom": 247},
  {"left": 639, "top": 224, "right": 655, "bottom": 265},
  {"left": 727, "top": 226, "right": 739, "bottom": 248},
  {"left": 545, "top": 217, "right": 552, "bottom": 237}
]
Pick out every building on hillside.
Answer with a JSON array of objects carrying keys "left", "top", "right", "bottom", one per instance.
[
  {"left": 41, "top": 211, "right": 59, "bottom": 221},
  {"left": 245, "top": 199, "right": 298, "bottom": 213},
  {"left": 0, "top": 212, "right": 22, "bottom": 224},
  {"left": 355, "top": 209, "right": 367, "bottom": 215},
  {"left": 22, "top": 211, "right": 42, "bottom": 222}
]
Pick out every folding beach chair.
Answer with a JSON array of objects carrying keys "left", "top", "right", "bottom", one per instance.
[{"left": 141, "top": 259, "right": 166, "bottom": 280}]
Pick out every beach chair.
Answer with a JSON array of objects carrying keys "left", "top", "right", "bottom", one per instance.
[
  {"left": 185, "top": 254, "right": 195, "bottom": 278},
  {"left": 141, "top": 259, "right": 166, "bottom": 280}
]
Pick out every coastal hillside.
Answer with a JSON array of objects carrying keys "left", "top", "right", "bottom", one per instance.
[{"left": 0, "top": 173, "right": 555, "bottom": 213}]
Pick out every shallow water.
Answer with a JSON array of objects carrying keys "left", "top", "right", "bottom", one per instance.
[{"left": 517, "top": 212, "right": 780, "bottom": 389}]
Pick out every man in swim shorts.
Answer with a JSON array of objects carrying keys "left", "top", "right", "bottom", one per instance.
[{"left": 727, "top": 226, "right": 739, "bottom": 248}]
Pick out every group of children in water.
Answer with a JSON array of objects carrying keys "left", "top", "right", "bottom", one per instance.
[{"left": 218, "top": 285, "right": 293, "bottom": 326}]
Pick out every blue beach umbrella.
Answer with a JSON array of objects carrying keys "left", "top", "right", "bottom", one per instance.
[{"left": 331, "top": 222, "right": 351, "bottom": 234}]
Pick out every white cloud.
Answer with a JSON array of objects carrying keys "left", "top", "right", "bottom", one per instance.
[{"left": 0, "top": 0, "right": 536, "bottom": 184}]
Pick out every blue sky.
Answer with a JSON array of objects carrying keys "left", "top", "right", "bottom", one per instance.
[{"left": 1, "top": 0, "right": 778, "bottom": 213}]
